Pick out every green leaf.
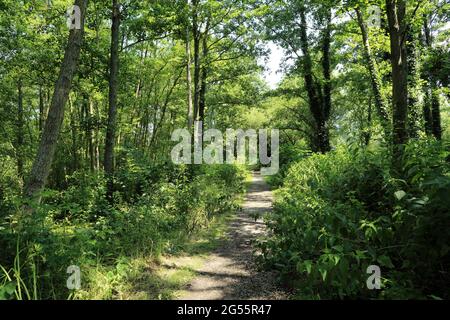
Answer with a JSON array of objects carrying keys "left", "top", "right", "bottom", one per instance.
[
  {"left": 319, "top": 268, "right": 327, "bottom": 281},
  {"left": 377, "top": 255, "right": 394, "bottom": 268},
  {"left": 0, "top": 281, "right": 16, "bottom": 300},
  {"left": 394, "top": 190, "right": 407, "bottom": 200},
  {"left": 333, "top": 255, "right": 341, "bottom": 266},
  {"left": 304, "top": 260, "right": 313, "bottom": 274}
]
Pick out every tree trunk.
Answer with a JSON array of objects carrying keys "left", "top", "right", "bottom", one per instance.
[
  {"left": 299, "top": 6, "right": 331, "bottom": 153},
  {"left": 69, "top": 97, "right": 79, "bottom": 173},
  {"left": 192, "top": 0, "right": 201, "bottom": 121},
  {"left": 24, "top": 0, "right": 88, "bottom": 200},
  {"left": 355, "top": 7, "right": 390, "bottom": 137},
  {"left": 431, "top": 91, "right": 442, "bottom": 140},
  {"left": 423, "top": 15, "right": 442, "bottom": 140},
  {"left": 319, "top": 8, "right": 332, "bottom": 153},
  {"left": 38, "top": 85, "right": 45, "bottom": 132},
  {"left": 406, "top": 29, "right": 420, "bottom": 138},
  {"left": 186, "top": 0, "right": 194, "bottom": 129},
  {"left": 386, "top": 0, "right": 408, "bottom": 166},
  {"left": 86, "top": 97, "right": 95, "bottom": 171},
  {"left": 104, "top": 0, "right": 120, "bottom": 203},
  {"left": 199, "top": 22, "right": 209, "bottom": 124},
  {"left": 423, "top": 89, "right": 433, "bottom": 135},
  {"left": 17, "top": 79, "right": 24, "bottom": 180},
  {"left": 94, "top": 100, "right": 100, "bottom": 171}
]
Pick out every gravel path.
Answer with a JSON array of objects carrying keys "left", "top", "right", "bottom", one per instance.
[{"left": 178, "top": 172, "right": 287, "bottom": 300}]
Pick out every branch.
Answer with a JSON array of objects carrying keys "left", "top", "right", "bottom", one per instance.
[{"left": 121, "top": 34, "right": 171, "bottom": 52}]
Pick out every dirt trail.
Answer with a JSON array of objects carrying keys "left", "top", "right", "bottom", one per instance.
[{"left": 177, "top": 172, "right": 287, "bottom": 300}]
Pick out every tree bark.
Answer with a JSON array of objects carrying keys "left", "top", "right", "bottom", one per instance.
[
  {"left": 386, "top": 0, "right": 408, "bottom": 166},
  {"left": 86, "top": 97, "right": 95, "bottom": 171},
  {"left": 320, "top": 8, "right": 332, "bottom": 153},
  {"left": 38, "top": 85, "right": 45, "bottom": 132},
  {"left": 104, "top": 0, "right": 120, "bottom": 202},
  {"left": 186, "top": 0, "right": 194, "bottom": 129},
  {"left": 198, "top": 20, "right": 210, "bottom": 124},
  {"left": 406, "top": 29, "right": 420, "bottom": 138},
  {"left": 299, "top": 5, "right": 331, "bottom": 153},
  {"left": 192, "top": 0, "right": 201, "bottom": 121},
  {"left": 431, "top": 91, "right": 442, "bottom": 140},
  {"left": 17, "top": 79, "right": 24, "bottom": 180},
  {"left": 423, "top": 89, "right": 433, "bottom": 135},
  {"left": 24, "top": 0, "right": 88, "bottom": 200},
  {"left": 69, "top": 97, "right": 79, "bottom": 173}
]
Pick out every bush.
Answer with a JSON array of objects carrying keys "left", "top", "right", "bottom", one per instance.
[
  {"left": 258, "top": 141, "right": 450, "bottom": 299},
  {"left": 0, "top": 163, "right": 246, "bottom": 300}
]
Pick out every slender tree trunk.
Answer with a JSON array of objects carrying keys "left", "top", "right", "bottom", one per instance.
[
  {"left": 423, "top": 89, "right": 433, "bottom": 135},
  {"left": 186, "top": 0, "right": 194, "bottom": 129},
  {"left": 386, "top": 0, "right": 408, "bottom": 167},
  {"left": 131, "top": 47, "right": 147, "bottom": 146},
  {"left": 69, "top": 97, "right": 78, "bottom": 172},
  {"left": 355, "top": 7, "right": 390, "bottom": 137},
  {"left": 24, "top": 0, "right": 88, "bottom": 200},
  {"left": 199, "top": 22, "right": 209, "bottom": 124},
  {"left": 423, "top": 15, "right": 442, "bottom": 140},
  {"left": 192, "top": 0, "right": 201, "bottom": 121},
  {"left": 320, "top": 8, "right": 332, "bottom": 153},
  {"left": 87, "top": 98, "right": 95, "bottom": 171},
  {"left": 406, "top": 29, "right": 420, "bottom": 138},
  {"left": 38, "top": 85, "right": 45, "bottom": 132},
  {"left": 104, "top": 0, "right": 120, "bottom": 203},
  {"left": 94, "top": 101, "right": 100, "bottom": 170},
  {"left": 17, "top": 79, "right": 24, "bottom": 180},
  {"left": 431, "top": 91, "right": 442, "bottom": 140}
]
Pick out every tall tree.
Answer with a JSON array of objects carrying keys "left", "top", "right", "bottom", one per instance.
[
  {"left": 264, "top": 0, "right": 334, "bottom": 153},
  {"left": 104, "top": 0, "right": 121, "bottom": 202},
  {"left": 198, "top": 18, "right": 210, "bottom": 124},
  {"left": 24, "top": 0, "right": 88, "bottom": 200},
  {"left": 386, "top": 0, "right": 408, "bottom": 165},
  {"left": 192, "top": 0, "right": 201, "bottom": 123},
  {"left": 298, "top": 3, "right": 332, "bottom": 153},
  {"left": 186, "top": 0, "right": 194, "bottom": 129}
]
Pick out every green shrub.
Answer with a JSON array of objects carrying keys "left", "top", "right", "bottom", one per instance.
[
  {"left": 259, "top": 141, "right": 450, "bottom": 299},
  {"left": 0, "top": 163, "right": 246, "bottom": 299}
]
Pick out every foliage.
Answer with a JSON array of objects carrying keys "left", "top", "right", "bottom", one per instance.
[
  {"left": 0, "top": 0, "right": 449, "bottom": 301},
  {"left": 259, "top": 141, "right": 450, "bottom": 299},
  {"left": 0, "top": 164, "right": 246, "bottom": 299}
]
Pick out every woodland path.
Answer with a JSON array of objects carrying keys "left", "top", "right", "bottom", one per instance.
[{"left": 177, "top": 172, "right": 287, "bottom": 300}]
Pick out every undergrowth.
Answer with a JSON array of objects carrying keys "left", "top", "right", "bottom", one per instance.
[
  {"left": 259, "top": 140, "right": 450, "bottom": 299},
  {"left": 0, "top": 161, "right": 246, "bottom": 300}
]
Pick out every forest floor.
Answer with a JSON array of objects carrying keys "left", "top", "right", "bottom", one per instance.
[{"left": 172, "top": 172, "right": 287, "bottom": 300}]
